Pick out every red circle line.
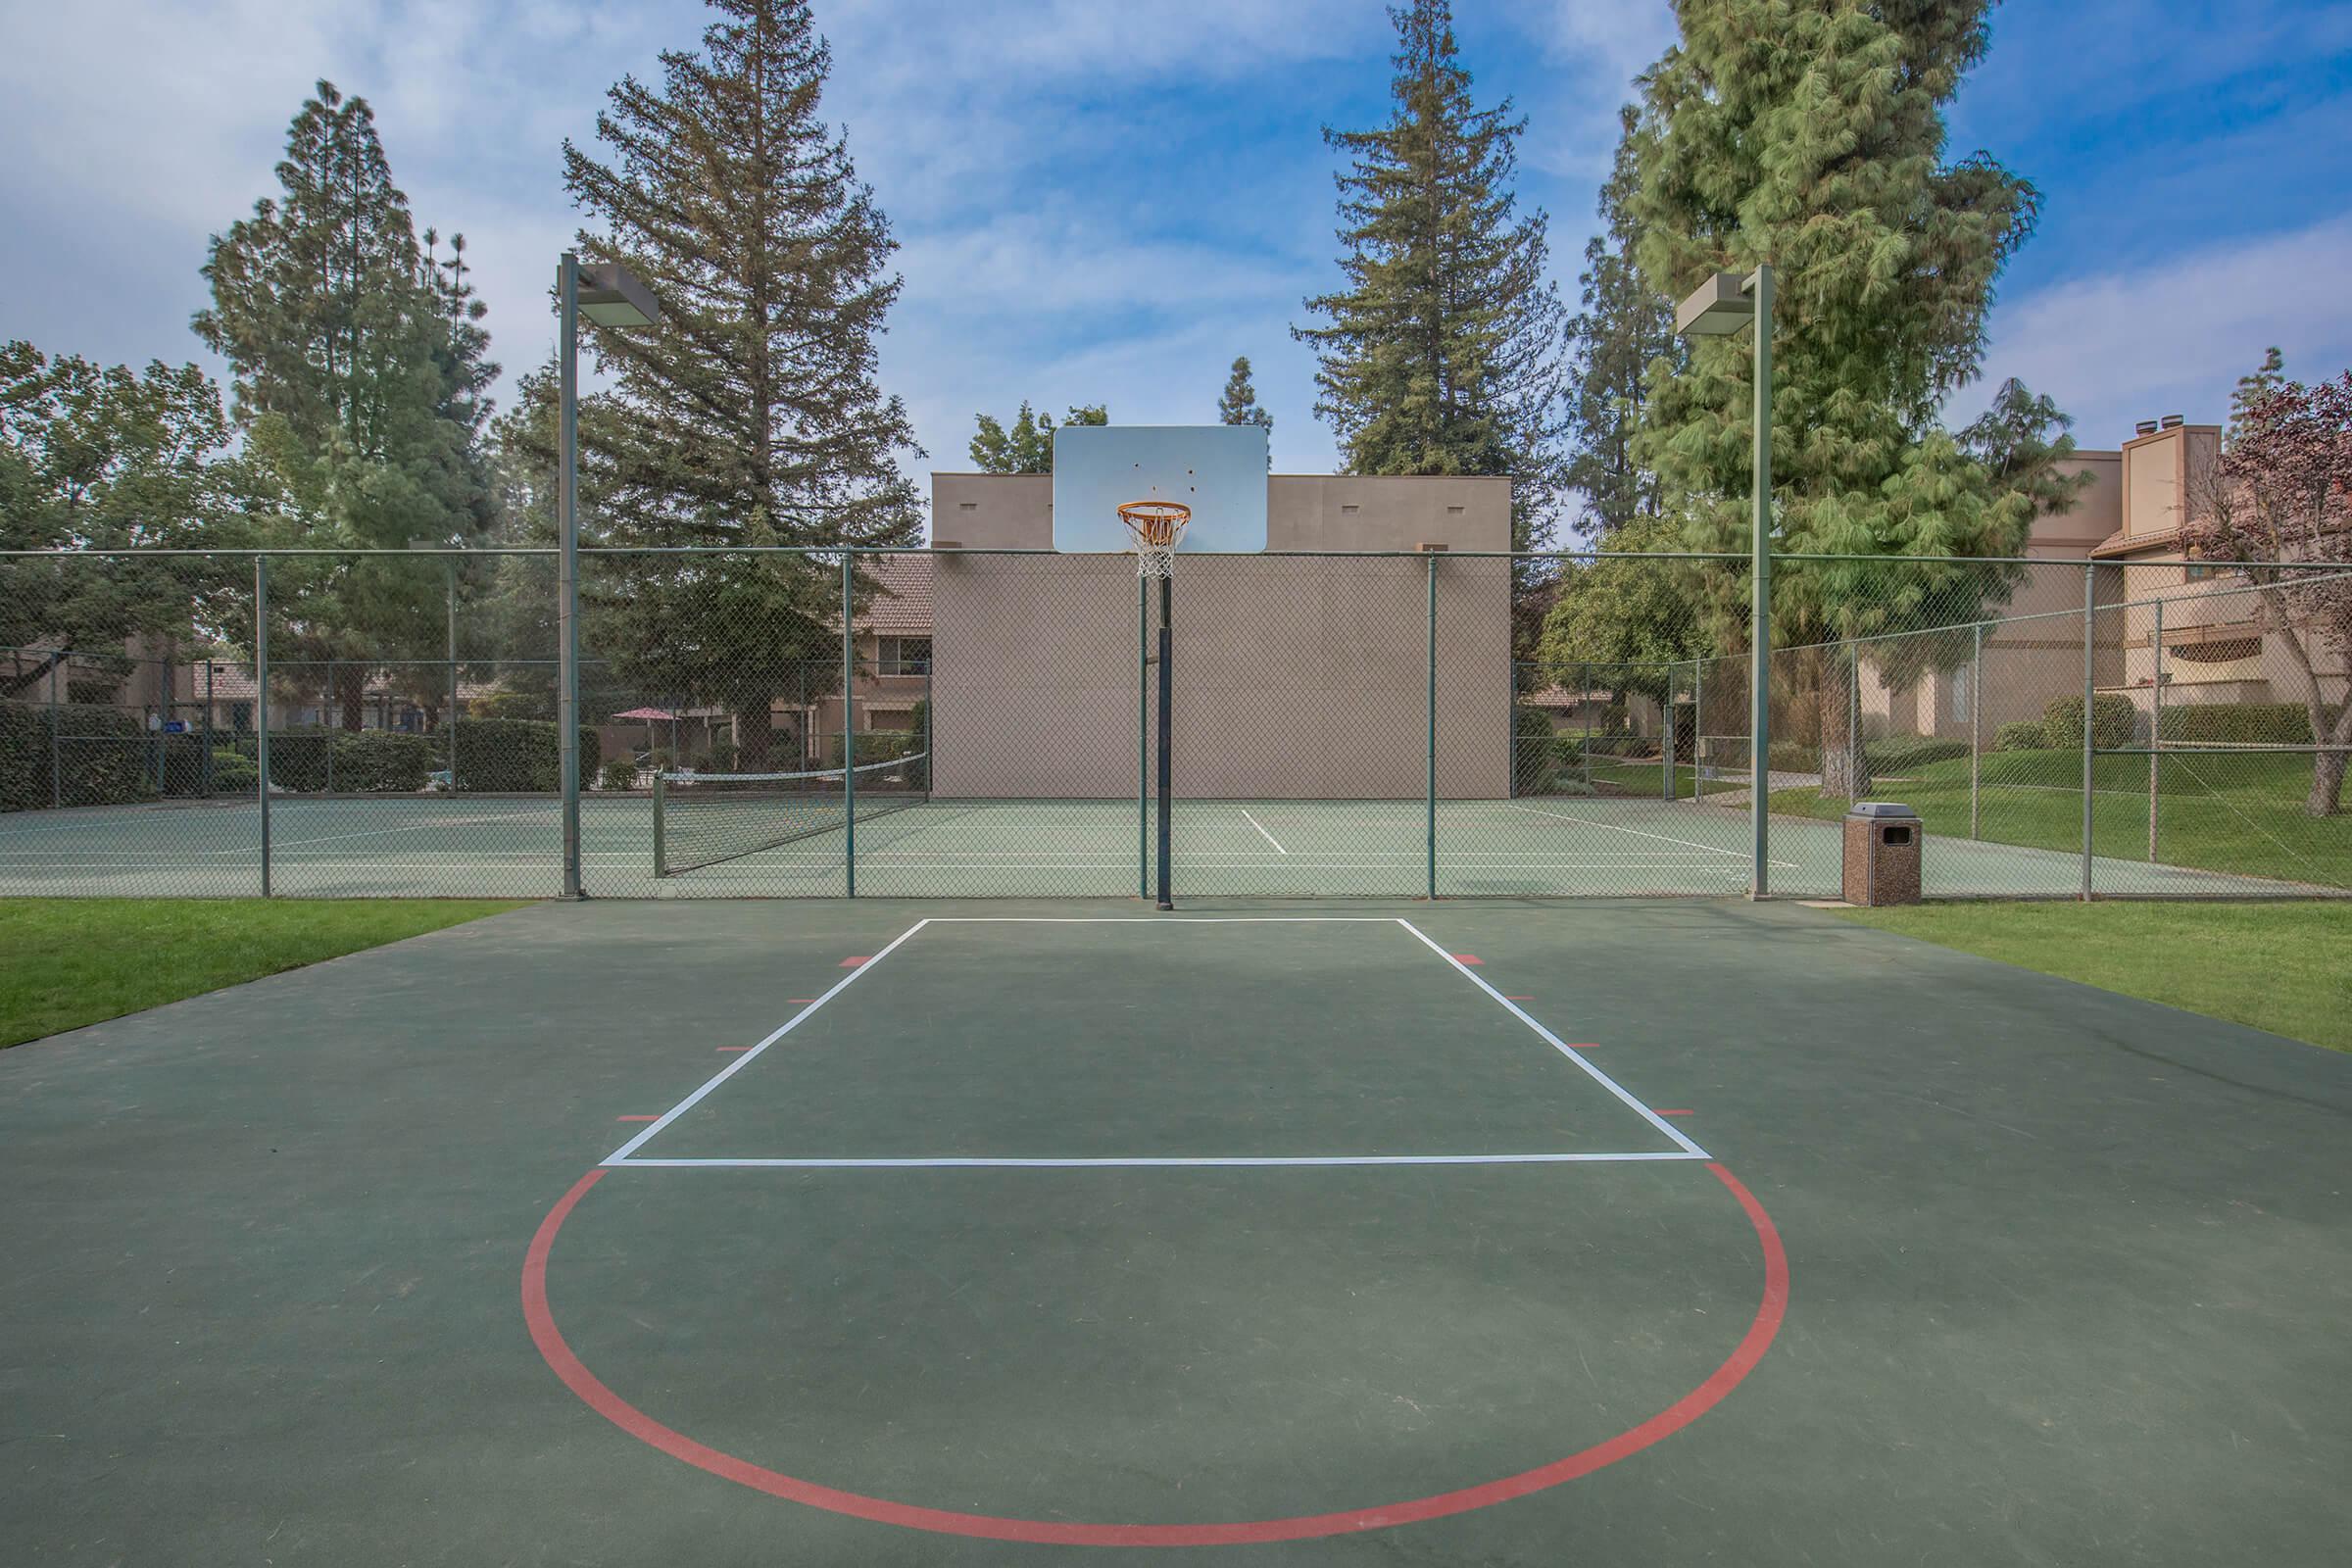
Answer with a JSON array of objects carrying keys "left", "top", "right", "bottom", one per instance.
[{"left": 522, "top": 1161, "right": 1788, "bottom": 1547}]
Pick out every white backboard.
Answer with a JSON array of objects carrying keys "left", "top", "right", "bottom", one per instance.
[{"left": 1050, "top": 424, "right": 1270, "bottom": 553}]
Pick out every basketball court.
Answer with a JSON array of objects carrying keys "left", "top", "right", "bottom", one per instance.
[{"left": 5, "top": 896, "right": 2349, "bottom": 1564}]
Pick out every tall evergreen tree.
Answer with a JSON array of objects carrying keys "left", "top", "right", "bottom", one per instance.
[
  {"left": 1216, "top": 356, "right": 1274, "bottom": 437},
  {"left": 1564, "top": 107, "right": 1680, "bottom": 538},
  {"left": 194, "top": 80, "right": 498, "bottom": 727},
  {"left": 1630, "top": 0, "right": 2084, "bottom": 796},
  {"left": 2228, "top": 346, "right": 2286, "bottom": 444},
  {"left": 562, "top": 0, "right": 923, "bottom": 764},
  {"left": 1292, "top": 0, "right": 1570, "bottom": 553},
  {"left": 966, "top": 403, "right": 1103, "bottom": 473}
]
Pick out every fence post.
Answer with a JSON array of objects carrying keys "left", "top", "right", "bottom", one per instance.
[
  {"left": 446, "top": 558, "right": 459, "bottom": 794},
  {"left": 1691, "top": 660, "right": 1704, "bottom": 797},
  {"left": 1969, "top": 623, "right": 1982, "bottom": 840},
  {"left": 2081, "top": 561, "right": 2095, "bottom": 902},
  {"left": 324, "top": 659, "right": 336, "bottom": 795},
  {"left": 1425, "top": 552, "right": 1437, "bottom": 901},
  {"left": 841, "top": 550, "right": 856, "bottom": 898},
  {"left": 48, "top": 657, "right": 62, "bottom": 808},
  {"left": 256, "top": 556, "right": 272, "bottom": 898},
  {"left": 1139, "top": 572, "right": 1149, "bottom": 901},
  {"left": 1846, "top": 639, "right": 1861, "bottom": 802},
  {"left": 2148, "top": 598, "right": 2164, "bottom": 864},
  {"left": 1662, "top": 662, "right": 1677, "bottom": 801},
  {"left": 202, "top": 660, "right": 215, "bottom": 798}
]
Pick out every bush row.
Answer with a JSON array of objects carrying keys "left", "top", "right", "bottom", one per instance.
[
  {"left": 2155, "top": 702, "right": 2314, "bottom": 746},
  {"left": 227, "top": 719, "right": 599, "bottom": 793},
  {"left": 1862, "top": 735, "right": 1971, "bottom": 770},
  {"left": 0, "top": 701, "right": 155, "bottom": 810}
]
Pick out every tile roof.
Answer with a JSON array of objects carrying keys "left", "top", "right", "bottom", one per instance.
[{"left": 856, "top": 553, "right": 932, "bottom": 634}]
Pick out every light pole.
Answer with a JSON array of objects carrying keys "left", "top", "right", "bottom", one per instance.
[
  {"left": 1675, "top": 266, "right": 1774, "bottom": 899},
  {"left": 557, "top": 254, "right": 663, "bottom": 898}
]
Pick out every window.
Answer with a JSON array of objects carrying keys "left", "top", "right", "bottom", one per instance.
[
  {"left": 878, "top": 636, "right": 931, "bottom": 675},
  {"left": 1949, "top": 665, "right": 1971, "bottom": 724},
  {"left": 2183, "top": 563, "right": 2219, "bottom": 582}
]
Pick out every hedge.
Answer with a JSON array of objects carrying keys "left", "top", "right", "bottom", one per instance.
[
  {"left": 225, "top": 720, "right": 597, "bottom": 793},
  {"left": 1863, "top": 735, "right": 1971, "bottom": 770},
  {"left": 2155, "top": 702, "right": 2315, "bottom": 746},
  {"left": 1, "top": 700, "right": 156, "bottom": 811},
  {"left": 2040, "top": 693, "right": 2138, "bottom": 751},
  {"left": 1992, "top": 720, "right": 2049, "bottom": 754},
  {"left": 450, "top": 718, "right": 600, "bottom": 793}
]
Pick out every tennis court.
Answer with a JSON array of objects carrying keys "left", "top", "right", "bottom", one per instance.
[
  {"left": 0, "top": 789, "right": 2305, "bottom": 900},
  {"left": 5, "top": 895, "right": 2348, "bottom": 1565}
]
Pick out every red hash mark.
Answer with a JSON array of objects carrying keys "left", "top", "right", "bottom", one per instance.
[
  {"left": 840, "top": 956, "right": 869, "bottom": 968},
  {"left": 787, "top": 998, "right": 818, "bottom": 1004},
  {"left": 717, "top": 1046, "right": 753, "bottom": 1053},
  {"left": 1503, "top": 995, "right": 1533, "bottom": 1001},
  {"left": 1656, "top": 1109, "right": 1695, "bottom": 1117},
  {"left": 616, "top": 1114, "right": 661, "bottom": 1122},
  {"left": 1453, "top": 954, "right": 1483, "bottom": 965}
]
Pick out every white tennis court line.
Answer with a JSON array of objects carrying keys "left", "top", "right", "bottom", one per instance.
[
  {"left": 1393, "top": 917, "right": 1711, "bottom": 1158},
  {"left": 601, "top": 918, "right": 930, "bottom": 1164},
  {"left": 1503, "top": 800, "right": 1799, "bottom": 869},
  {"left": 605, "top": 914, "right": 1710, "bottom": 1168},
  {"left": 1239, "top": 808, "right": 1288, "bottom": 854}
]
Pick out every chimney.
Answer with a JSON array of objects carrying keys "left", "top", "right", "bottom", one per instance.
[
  {"left": 2159, "top": 414, "right": 2185, "bottom": 429},
  {"left": 2134, "top": 418, "right": 2160, "bottom": 436}
]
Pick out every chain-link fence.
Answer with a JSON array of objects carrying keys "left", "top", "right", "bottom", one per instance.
[{"left": 3, "top": 547, "right": 2346, "bottom": 900}]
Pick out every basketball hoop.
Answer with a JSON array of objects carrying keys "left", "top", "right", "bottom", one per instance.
[{"left": 1118, "top": 500, "right": 1191, "bottom": 577}]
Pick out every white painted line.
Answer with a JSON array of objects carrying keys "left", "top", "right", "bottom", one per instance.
[
  {"left": 919, "top": 915, "right": 1412, "bottom": 923},
  {"left": 1503, "top": 800, "right": 1799, "bottom": 869},
  {"left": 1394, "top": 917, "right": 1712, "bottom": 1159},
  {"left": 1240, "top": 808, "right": 1288, "bottom": 854},
  {"left": 612, "top": 1152, "right": 1712, "bottom": 1168},
  {"left": 600, "top": 918, "right": 931, "bottom": 1165}
]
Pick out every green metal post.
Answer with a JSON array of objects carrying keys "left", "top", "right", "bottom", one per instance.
[
  {"left": 842, "top": 551, "right": 857, "bottom": 897},
  {"left": 1691, "top": 659, "right": 1703, "bottom": 799},
  {"left": 558, "top": 250, "right": 584, "bottom": 899},
  {"left": 2148, "top": 598, "right": 2163, "bottom": 863},
  {"left": 256, "top": 556, "right": 271, "bottom": 897},
  {"left": 1846, "top": 640, "right": 1861, "bottom": 801},
  {"left": 48, "top": 658, "right": 61, "bottom": 808},
  {"left": 1969, "top": 623, "right": 1982, "bottom": 840},
  {"left": 202, "top": 660, "right": 214, "bottom": 798},
  {"left": 653, "top": 772, "right": 667, "bottom": 878},
  {"left": 1662, "top": 662, "right": 1676, "bottom": 801},
  {"left": 2081, "top": 562, "right": 2095, "bottom": 901},
  {"left": 1425, "top": 553, "right": 1438, "bottom": 900},
  {"left": 1139, "top": 573, "right": 1149, "bottom": 900},
  {"left": 1748, "top": 263, "right": 1774, "bottom": 899},
  {"left": 446, "top": 558, "right": 459, "bottom": 794},
  {"left": 324, "top": 659, "right": 335, "bottom": 794}
]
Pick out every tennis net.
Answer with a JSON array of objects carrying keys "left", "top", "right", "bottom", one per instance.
[{"left": 654, "top": 753, "right": 930, "bottom": 875}]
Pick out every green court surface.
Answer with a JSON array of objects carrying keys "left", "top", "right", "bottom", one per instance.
[
  {"left": 0, "top": 791, "right": 2314, "bottom": 899},
  {"left": 4, "top": 898, "right": 2349, "bottom": 1565}
]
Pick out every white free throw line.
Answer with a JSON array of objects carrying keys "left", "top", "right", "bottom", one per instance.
[
  {"left": 1503, "top": 800, "right": 1798, "bottom": 869},
  {"left": 1394, "top": 917, "right": 1711, "bottom": 1159},
  {"left": 612, "top": 1152, "right": 1710, "bottom": 1168},
  {"left": 600, "top": 918, "right": 930, "bottom": 1165},
  {"left": 1239, "top": 808, "right": 1288, "bottom": 854}
]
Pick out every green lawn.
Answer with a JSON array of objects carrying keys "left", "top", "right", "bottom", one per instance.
[
  {"left": 1837, "top": 901, "right": 2352, "bottom": 1053},
  {"left": 1772, "top": 748, "right": 2352, "bottom": 888},
  {"left": 0, "top": 899, "right": 525, "bottom": 1049}
]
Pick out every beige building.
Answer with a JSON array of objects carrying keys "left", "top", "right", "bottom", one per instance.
[
  {"left": 1871, "top": 416, "right": 2346, "bottom": 742},
  {"left": 923, "top": 471, "right": 1513, "bottom": 798}
]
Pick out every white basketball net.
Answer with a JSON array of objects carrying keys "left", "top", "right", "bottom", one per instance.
[{"left": 1119, "top": 502, "right": 1191, "bottom": 578}]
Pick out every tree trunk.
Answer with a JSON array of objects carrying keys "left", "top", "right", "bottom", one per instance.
[
  {"left": 1815, "top": 650, "right": 1871, "bottom": 801},
  {"left": 2309, "top": 748, "right": 2346, "bottom": 819},
  {"left": 337, "top": 665, "right": 367, "bottom": 731},
  {"left": 737, "top": 698, "right": 774, "bottom": 769}
]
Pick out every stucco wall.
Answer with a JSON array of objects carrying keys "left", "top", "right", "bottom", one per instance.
[{"left": 928, "top": 472, "right": 1512, "bottom": 799}]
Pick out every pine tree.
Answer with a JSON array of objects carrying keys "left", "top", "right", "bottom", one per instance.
[
  {"left": 1563, "top": 108, "right": 1680, "bottom": 538},
  {"left": 1292, "top": 0, "right": 1570, "bottom": 552},
  {"left": 1216, "top": 357, "right": 1273, "bottom": 439},
  {"left": 562, "top": 0, "right": 924, "bottom": 764},
  {"left": 194, "top": 80, "right": 498, "bottom": 728},
  {"left": 1629, "top": 0, "right": 2084, "bottom": 796},
  {"left": 968, "top": 402, "right": 1105, "bottom": 473},
  {"left": 2228, "top": 347, "right": 2286, "bottom": 444}
]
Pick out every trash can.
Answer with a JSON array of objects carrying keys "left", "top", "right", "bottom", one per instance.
[{"left": 1842, "top": 802, "right": 1922, "bottom": 906}]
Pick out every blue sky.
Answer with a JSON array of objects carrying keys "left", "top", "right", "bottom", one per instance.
[{"left": 3, "top": 0, "right": 2348, "bottom": 501}]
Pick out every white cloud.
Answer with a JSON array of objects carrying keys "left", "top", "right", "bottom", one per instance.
[{"left": 1973, "top": 216, "right": 2352, "bottom": 446}]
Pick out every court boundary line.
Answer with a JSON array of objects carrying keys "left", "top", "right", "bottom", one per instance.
[
  {"left": 1502, "top": 800, "right": 1798, "bottom": 869},
  {"left": 1239, "top": 808, "right": 1289, "bottom": 854},
  {"left": 605, "top": 915, "right": 1707, "bottom": 1167},
  {"left": 1394, "top": 918, "right": 1711, "bottom": 1158}
]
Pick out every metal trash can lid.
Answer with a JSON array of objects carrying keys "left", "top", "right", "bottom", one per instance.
[{"left": 1845, "top": 801, "right": 1921, "bottom": 820}]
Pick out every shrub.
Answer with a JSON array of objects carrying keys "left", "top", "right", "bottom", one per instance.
[
  {"left": 1767, "top": 739, "right": 1815, "bottom": 773},
  {"left": 2040, "top": 693, "right": 2137, "bottom": 751},
  {"left": 328, "top": 730, "right": 434, "bottom": 792},
  {"left": 2156, "top": 702, "right": 2314, "bottom": 746},
  {"left": 1992, "top": 720, "right": 2050, "bottom": 753},
  {"left": 448, "top": 717, "right": 601, "bottom": 792},
  {"left": 1863, "top": 735, "right": 1970, "bottom": 771},
  {"left": 0, "top": 700, "right": 156, "bottom": 811},
  {"left": 209, "top": 749, "right": 260, "bottom": 794},
  {"left": 599, "top": 758, "right": 641, "bottom": 792},
  {"left": 1511, "top": 704, "right": 1559, "bottom": 795}
]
